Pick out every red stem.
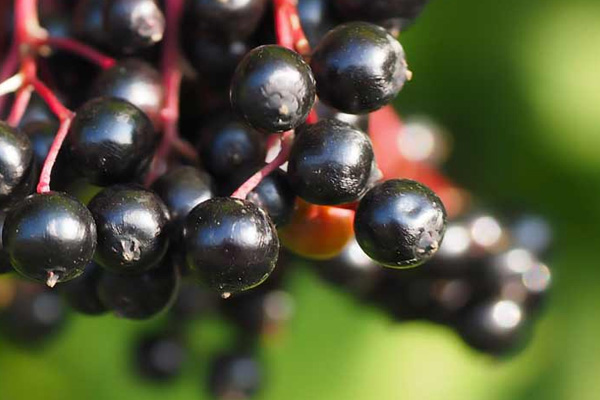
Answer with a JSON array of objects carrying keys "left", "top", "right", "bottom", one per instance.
[
  {"left": 231, "top": 130, "right": 294, "bottom": 198},
  {"left": 145, "top": 0, "right": 184, "bottom": 186},
  {"left": 30, "top": 77, "right": 70, "bottom": 120},
  {"left": 36, "top": 116, "right": 72, "bottom": 193},
  {"left": 273, "top": 0, "right": 311, "bottom": 54},
  {"left": 274, "top": 0, "right": 294, "bottom": 50},
  {"left": 283, "top": 1, "right": 310, "bottom": 55},
  {"left": 39, "top": 37, "right": 116, "bottom": 69},
  {"left": 7, "top": 86, "right": 32, "bottom": 126}
]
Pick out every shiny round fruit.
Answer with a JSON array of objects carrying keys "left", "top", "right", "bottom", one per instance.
[
  {"left": 104, "top": 0, "right": 165, "bottom": 54},
  {"left": 0, "top": 121, "right": 35, "bottom": 208},
  {"left": 98, "top": 260, "right": 180, "bottom": 320},
  {"left": 183, "top": 197, "right": 279, "bottom": 295},
  {"left": 231, "top": 45, "right": 316, "bottom": 133},
  {"left": 91, "top": 59, "right": 164, "bottom": 128},
  {"left": 287, "top": 118, "right": 374, "bottom": 205},
  {"left": 310, "top": 22, "right": 408, "bottom": 114},
  {"left": 88, "top": 185, "right": 170, "bottom": 274},
  {"left": 3, "top": 192, "right": 97, "bottom": 286},
  {"left": 68, "top": 97, "right": 156, "bottom": 185},
  {"left": 354, "top": 179, "right": 446, "bottom": 268}
]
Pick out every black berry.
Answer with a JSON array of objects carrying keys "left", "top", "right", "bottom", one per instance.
[
  {"left": 354, "top": 179, "right": 446, "bottom": 268},
  {"left": 88, "top": 185, "right": 170, "bottom": 274},
  {"left": 67, "top": 97, "right": 157, "bottom": 185},
  {"left": 287, "top": 118, "right": 374, "bottom": 205},
  {"left": 231, "top": 45, "right": 316, "bottom": 133},
  {"left": 103, "top": 0, "right": 165, "bottom": 54},
  {"left": 3, "top": 192, "right": 97, "bottom": 286},
  {"left": 310, "top": 22, "right": 408, "bottom": 114},
  {"left": 0, "top": 121, "right": 35, "bottom": 208},
  {"left": 184, "top": 197, "right": 279, "bottom": 295}
]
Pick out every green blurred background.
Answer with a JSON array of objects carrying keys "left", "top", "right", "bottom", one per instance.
[{"left": 2, "top": 0, "right": 600, "bottom": 398}]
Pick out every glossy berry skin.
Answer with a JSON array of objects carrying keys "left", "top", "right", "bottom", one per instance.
[
  {"left": 198, "top": 116, "right": 266, "bottom": 179},
  {"left": 456, "top": 298, "right": 530, "bottom": 356},
  {"left": 288, "top": 119, "right": 374, "bottom": 205},
  {"left": 135, "top": 334, "right": 186, "bottom": 381},
  {"left": 183, "top": 197, "right": 279, "bottom": 294},
  {"left": 3, "top": 192, "right": 97, "bottom": 285},
  {"left": 209, "top": 352, "right": 262, "bottom": 400},
  {"left": 98, "top": 260, "right": 180, "bottom": 320},
  {"left": 310, "top": 22, "right": 408, "bottom": 114},
  {"left": 245, "top": 168, "right": 296, "bottom": 227},
  {"left": 334, "top": 0, "right": 429, "bottom": 30},
  {"left": 60, "top": 261, "right": 107, "bottom": 315},
  {"left": 151, "top": 166, "right": 214, "bottom": 229},
  {"left": 91, "top": 59, "right": 165, "bottom": 128},
  {"left": 67, "top": 97, "right": 157, "bottom": 185},
  {"left": 0, "top": 121, "right": 35, "bottom": 208},
  {"left": 185, "top": 0, "right": 267, "bottom": 40},
  {"left": 103, "top": 0, "right": 165, "bottom": 54},
  {"left": 354, "top": 179, "right": 446, "bottom": 268},
  {"left": 231, "top": 45, "right": 316, "bottom": 133},
  {"left": 88, "top": 185, "right": 170, "bottom": 274}
]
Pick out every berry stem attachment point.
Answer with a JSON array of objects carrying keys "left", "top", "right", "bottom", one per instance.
[
  {"left": 231, "top": 130, "right": 295, "bottom": 199},
  {"left": 46, "top": 271, "right": 59, "bottom": 288}
]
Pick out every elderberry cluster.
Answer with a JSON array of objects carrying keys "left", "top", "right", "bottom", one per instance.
[{"left": 0, "top": 0, "right": 553, "bottom": 396}]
